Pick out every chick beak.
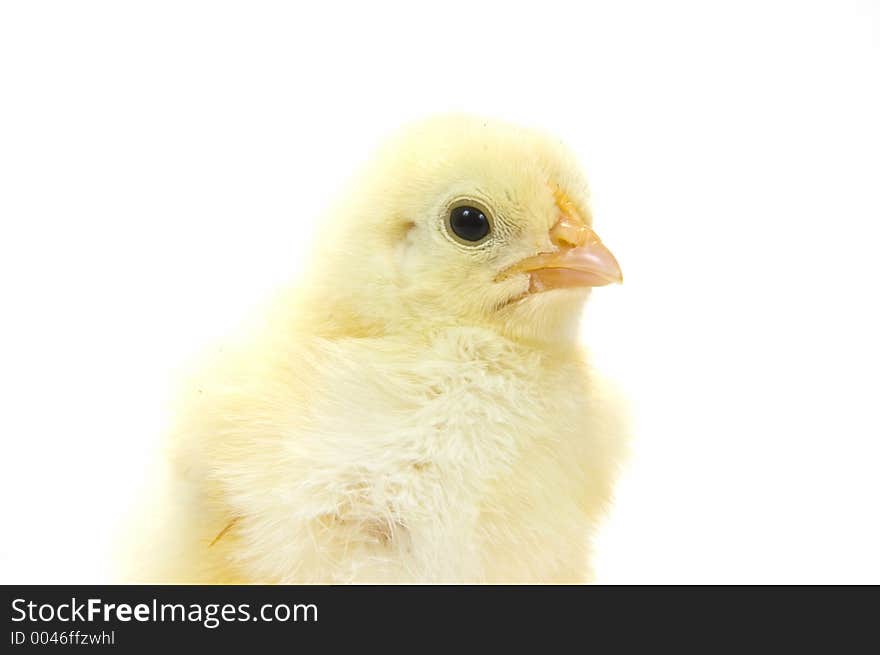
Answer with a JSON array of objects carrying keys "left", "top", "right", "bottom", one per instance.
[{"left": 498, "top": 209, "right": 623, "bottom": 293}]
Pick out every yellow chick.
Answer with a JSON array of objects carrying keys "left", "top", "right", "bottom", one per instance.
[{"left": 131, "top": 115, "right": 627, "bottom": 583}]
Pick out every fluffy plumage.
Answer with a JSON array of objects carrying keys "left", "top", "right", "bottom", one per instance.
[{"left": 128, "top": 115, "right": 628, "bottom": 583}]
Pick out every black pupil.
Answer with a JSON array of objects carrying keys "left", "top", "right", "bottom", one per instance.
[{"left": 449, "top": 206, "right": 490, "bottom": 242}]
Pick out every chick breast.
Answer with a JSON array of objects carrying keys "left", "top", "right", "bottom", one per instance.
[{"left": 136, "top": 322, "right": 625, "bottom": 584}]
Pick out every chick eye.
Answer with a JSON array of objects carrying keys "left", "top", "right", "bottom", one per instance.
[{"left": 448, "top": 205, "right": 491, "bottom": 243}]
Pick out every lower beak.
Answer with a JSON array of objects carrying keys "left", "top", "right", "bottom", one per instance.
[{"left": 497, "top": 226, "right": 623, "bottom": 292}]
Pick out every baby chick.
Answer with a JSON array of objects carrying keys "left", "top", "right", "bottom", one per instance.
[{"left": 134, "top": 115, "right": 627, "bottom": 583}]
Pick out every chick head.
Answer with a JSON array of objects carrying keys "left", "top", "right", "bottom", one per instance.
[{"left": 309, "top": 115, "right": 621, "bottom": 345}]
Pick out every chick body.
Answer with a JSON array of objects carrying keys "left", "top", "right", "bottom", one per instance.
[{"left": 132, "top": 116, "right": 627, "bottom": 583}]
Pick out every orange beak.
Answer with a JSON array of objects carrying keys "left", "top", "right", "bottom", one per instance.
[{"left": 497, "top": 189, "right": 623, "bottom": 292}]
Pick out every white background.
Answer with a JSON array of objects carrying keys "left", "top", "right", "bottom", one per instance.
[{"left": 1, "top": 1, "right": 878, "bottom": 584}]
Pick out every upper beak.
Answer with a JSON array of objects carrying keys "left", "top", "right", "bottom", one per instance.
[{"left": 497, "top": 205, "right": 623, "bottom": 293}]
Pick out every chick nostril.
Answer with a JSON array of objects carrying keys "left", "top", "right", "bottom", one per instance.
[{"left": 549, "top": 216, "right": 587, "bottom": 249}]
